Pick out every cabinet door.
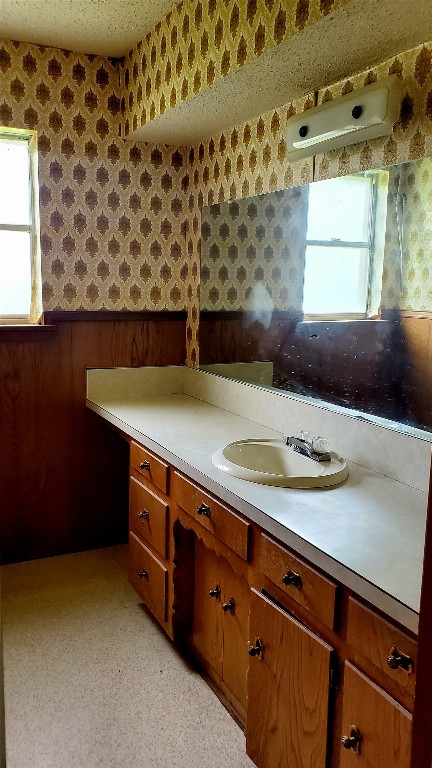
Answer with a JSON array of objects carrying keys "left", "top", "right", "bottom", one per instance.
[
  {"left": 192, "top": 540, "right": 223, "bottom": 676},
  {"left": 221, "top": 558, "right": 250, "bottom": 711},
  {"left": 340, "top": 662, "right": 412, "bottom": 768},
  {"left": 246, "top": 589, "right": 333, "bottom": 768}
]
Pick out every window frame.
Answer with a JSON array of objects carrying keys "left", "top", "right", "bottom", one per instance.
[
  {"left": 0, "top": 127, "right": 41, "bottom": 325},
  {"left": 302, "top": 173, "right": 379, "bottom": 322}
]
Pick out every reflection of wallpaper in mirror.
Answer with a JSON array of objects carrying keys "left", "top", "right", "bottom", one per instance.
[
  {"left": 382, "top": 158, "right": 432, "bottom": 310},
  {"left": 201, "top": 186, "right": 308, "bottom": 312},
  {"left": 200, "top": 157, "right": 432, "bottom": 433}
]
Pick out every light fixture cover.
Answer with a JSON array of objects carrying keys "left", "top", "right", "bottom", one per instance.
[{"left": 286, "top": 75, "right": 402, "bottom": 161}]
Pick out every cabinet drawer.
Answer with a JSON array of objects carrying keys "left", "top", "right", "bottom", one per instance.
[
  {"left": 347, "top": 598, "right": 416, "bottom": 699},
  {"left": 258, "top": 533, "right": 337, "bottom": 629},
  {"left": 129, "top": 532, "right": 167, "bottom": 625},
  {"left": 130, "top": 441, "right": 169, "bottom": 494},
  {"left": 129, "top": 475, "right": 169, "bottom": 559},
  {"left": 173, "top": 472, "right": 250, "bottom": 561}
]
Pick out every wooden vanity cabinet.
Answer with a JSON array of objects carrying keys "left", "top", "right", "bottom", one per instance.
[
  {"left": 173, "top": 470, "right": 252, "bottom": 714},
  {"left": 172, "top": 471, "right": 251, "bottom": 561},
  {"left": 246, "top": 589, "right": 334, "bottom": 768},
  {"left": 346, "top": 598, "right": 417, "bottom": 705},
  {"left": 129, "top": 475, "right": 169, "bottom": 559},
  {"left": 339, "top": 663, "right": 412, "bottom": 767},
  {"left": 130, "top": 441, "right": 169, "bottom": 494},
  {"left": 128, "top": 441, "right": 172, "bottom": 636},
  {"left": 125, "top": 437, "right": 418, "bottom": 768},
  {"left": 193, "top": 539, "right": 250, "bottom": 711},
  {"left": 129, "top": 532, "right": 168, "bottom": 625},
  {"left": 257, "top": 532, "right": 338, "bottom": 630},
  {"left": 193, "top": 542, "right": 223, "bottom": 676}
]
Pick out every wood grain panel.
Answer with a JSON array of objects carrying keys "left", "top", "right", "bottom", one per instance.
[
  {"left": 347, "top": 598, "right": 417, "bottom": 701},
  {"left": 411, "top": 465, "right": 432, "bottom": 768},
  {"left": 200, "top": 310, "right": 432, "bottom": 431},
  {"left": 0, "top": 313, "right": 186, "bottom": 564},
  {"left": 192, "top": 539, "right": 223, "bottom": 677},
  {"left": 340, "top": 663, "right": 412, "bottom": 768},
  {"left": 246, "top": 589, "right": 333, "bottom": 768},
  {"left": 129, "top": 531, "right": 168, "bottom": 625},
  {"left": 173, "top": 471, "right": 250, "bottom": 561},
  {"left": 221, "top": 558, "right": 250, "bottom": 711},
  {"left": 258, "top": 533, "right": 337, "bottom": 629},
  {"left": 130, "top": 442, "right": 169, "bottom": 494},
  {"left": 129, "top": 475, "right": 169, "bottom": 558}
]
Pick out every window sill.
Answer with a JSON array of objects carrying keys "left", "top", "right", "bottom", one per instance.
[
  {"left": 0, "top": 323, "right": 57, "bottom": 337},
  {"left": 300, "top": 318, "right": 385, "bottom": 324}
]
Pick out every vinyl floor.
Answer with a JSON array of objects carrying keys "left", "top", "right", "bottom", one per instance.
[{"left": 1, "top": 547, "right": 254, "bottom": 768}]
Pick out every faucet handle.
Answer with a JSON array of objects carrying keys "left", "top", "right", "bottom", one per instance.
[
  {"left": 296, "top": 429, "right": 311, "bottom": 443},
  {"left": 312, "top": 436, "right": 329, "bottom": 454}
]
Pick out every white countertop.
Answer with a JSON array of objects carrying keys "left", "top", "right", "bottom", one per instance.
[{"left": 87, "top": 392, "right": 428, "bottom": 633}]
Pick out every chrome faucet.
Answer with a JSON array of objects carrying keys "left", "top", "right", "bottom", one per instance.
[{"left": 283, "top": 432, "right": 331, "bottom": 462}]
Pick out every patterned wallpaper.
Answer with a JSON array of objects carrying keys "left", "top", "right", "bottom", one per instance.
[
  {"left": 0, "top": 39, "right": 188, "bottom": 311},
  {"left": 382, "top": 157, "right": 432, "bottom": 311},
  {"left": 200, "top": 186, "right": 308, "bottom": 311},
  {"left": 2, "top": 24, "right": 432, "bottom": 362},
  {"left": 121, "top": 0, "right": 350, "bottom": 137},
  {"left": 401, "top": 157, "right": 432, "bottom": 310},
  {"left": 185, "top": 41, "right": 432, "bottom": 364}
]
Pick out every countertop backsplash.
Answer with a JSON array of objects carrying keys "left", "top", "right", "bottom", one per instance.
[{"left": 87, "top": 365, "right": 431, "bottom": 492}]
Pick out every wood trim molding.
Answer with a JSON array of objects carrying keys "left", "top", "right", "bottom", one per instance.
[
  {"left": 398, "top": 310, "right": 432, "bottom": 320},
  {"left": 381, "top": 309, "right": 432, "bottom": 321},
  {"left": 0, "top": 324, "right": 57, "bottom": 341},
  {"left": 44, "top": 310, "right": 187, "bottom": 323}
]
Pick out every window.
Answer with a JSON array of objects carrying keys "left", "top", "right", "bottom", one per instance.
[
  {"left": 0, "top": 129, "right": 42, "bottom": 323},
  {"left": 302, "top": 174, "right": 377, "bottom": 319}
]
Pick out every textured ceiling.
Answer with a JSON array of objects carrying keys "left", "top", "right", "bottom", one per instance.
[
  {"left": 2, "top": 0, "right": 432, "bottom": 144},
  {"left": 128, "top": 0, "right": 432, "bottom": 144},
  {"left": 0, "top": 0, "right": 180, "bottom": 56}
]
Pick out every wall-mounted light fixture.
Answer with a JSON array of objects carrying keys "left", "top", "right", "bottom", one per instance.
[{"left": 286, "top": 75, "right": 402, "bottom": 161}]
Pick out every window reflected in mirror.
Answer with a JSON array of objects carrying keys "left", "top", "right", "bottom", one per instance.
[{"left": 199, "top": 157, "right": 432, "bottom": 436}]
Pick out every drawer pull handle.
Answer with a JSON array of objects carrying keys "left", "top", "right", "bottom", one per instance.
[
  {"left": 282, "top": 570, "right": 302, "bottom": 589},
  {"left": 387, "top": 646, "right": 414, "bottom": 675},
  {"left": 341, "top": 725, "right": 362, "bottom": 755},
  {"left": 138, "top": 570, "right": 149, "bottom": 580},
  {"left": 222, "top": 597, "right": 235, "bottom": 615},
  {"left": 138, "top": 511, "right": 149, "bottom": 520},
  {"left": 196, "top": 502, "right": 211, "bottom": 517},
  {"left": 248, "top": 638, "right": 264, "bottom": 660},
  {"left": 209, "top": 585, "right": 221, "bottom": 600},
  {"left": 139, "top": 460, "right": 150, "bottom": 470}
]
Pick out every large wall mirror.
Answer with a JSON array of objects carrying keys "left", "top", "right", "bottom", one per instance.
[{"left": 199, "top": 157, "right": 432, "bottom": 438}]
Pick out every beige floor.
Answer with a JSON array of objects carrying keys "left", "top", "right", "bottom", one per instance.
[{"left": 1, "top": 547, "right": 255, "bottom": 768}]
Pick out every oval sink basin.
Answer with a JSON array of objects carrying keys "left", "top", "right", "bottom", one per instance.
[{"left": 212, "top": 439, "right": 348, "bottom": 488}]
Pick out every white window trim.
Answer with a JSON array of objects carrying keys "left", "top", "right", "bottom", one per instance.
[
  {"left": 302, "top": 173, "right": 380, "bottom": 322},
  {"left": 0, "top": 127, "right": 42, "bottom": 325}
]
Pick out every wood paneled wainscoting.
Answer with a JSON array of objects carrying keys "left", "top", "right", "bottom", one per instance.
[
  {"left": 200, "top": 309, "right": 432, "bottom": 431},
  {"left": 0, "top": 312, "right": 186, "bottom": 565}
]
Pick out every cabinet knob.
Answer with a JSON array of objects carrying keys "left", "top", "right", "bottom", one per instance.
[
  {"left": 387, "top": 645, "right": 414, "bottom": 675},
  {"left": 138, "top": 510, "right": 149, "bottom": 520},
  {"left": 196, "top": 502, "right": 211, "bottom": 517},
  {"left": 248, "top": 638, "right": 263, "bottom": 660},
  {"left": 281, "top": 570, "right": 302, "bottom": 589},
  {"left": 222, "top": 597, "right": 235, "bottom": 615},
  {"left": 341, "top": 725, "right": 362, "bottom": 755},
  {"left": 209, "top": 584, "right": 221, "bottom": 600},
  {"left": 139, "top": 460, "right": 150, "bottom": 470},
  {"left": 138, "top": 570, "right": 149, "bottom": 580}
]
